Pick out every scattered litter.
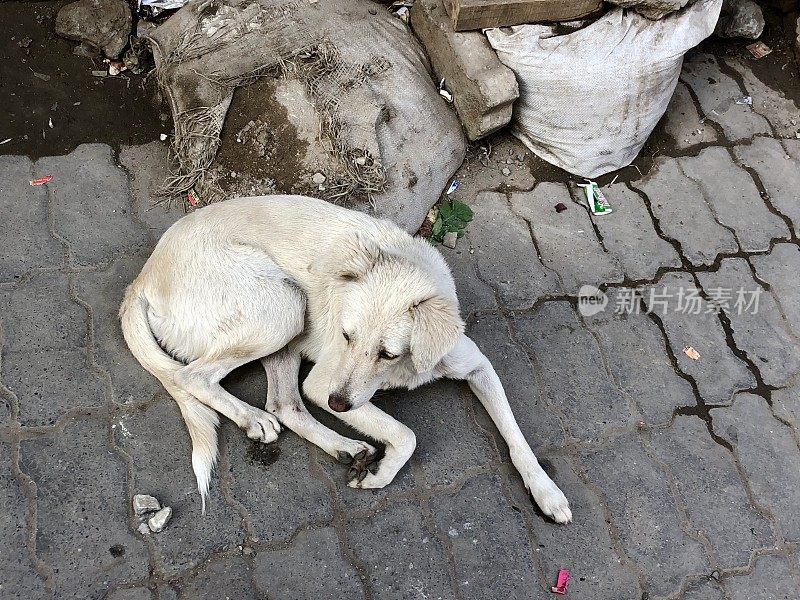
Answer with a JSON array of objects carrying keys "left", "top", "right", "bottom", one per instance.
[
  {"left": 501, "top": 167, "right": 511, "bottom": 176},
  {"left": 148, "top": 506, "right": 173, "bottom": 533},
  {"left": 735, "top": 95, "right": 753, "bottom": 105},
  {"left": 159, "top": 133, "right": 168, "bottom": 141},
  {"left": 683, "top": 346, "right": 700, "bottom": 360},
  {"left": 133, "top": 494, "right": 161, "bottom": 516},
  {"left": 187, "top": 187, "right": 200, "bottom": 207},
  {"left": 445, "top": 180, "right": 460, "bottom": 195},
  {"left": 578, "top": 181, "right": 613, "bottom": 215},
  {"left": 32, "top": 71, "right": 51, "bottom": 82},
  {"left": 91, "top": 70, "right": 107, "bottom": 77},
  {"left": 554, "top": 203, "right": 568, "bottom": 213},
  {"left": 392, "top": 5, "right": 410, "bottom": 23},
  {"left": 551, "top": 569, "right": 570, "bottom": 595},
  {"left": 0, "top": 138, "right": 11, "bottom": 145},
  {"left": 312, "top": 172, "right": 327, "bottom": 185},
  {"left": 48, "top": 118, "right": 53, "bottom": 129},
  {"left": 108, "top": 60, "right": 127, "bottom": 76},
  {"left": 138, "top": 0, "right": 186, "bottom": 18},
  {"left": 442, "top": 230, "right": 458, "bottom": 249},
  {"left": 746, "top": 41, "right": 771, "bottom": 59},
  {"left": 438, "top": 78, "right": 454, "bottom": 103},
  {"left": 30, "top": 176, "right": 53, "bottom": 186},
  {"left": 760, "top": 191, "right": 770, "bottom": 201}
]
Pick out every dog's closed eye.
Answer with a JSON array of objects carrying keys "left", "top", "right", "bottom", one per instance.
[
  {"left": 343, "top": 330, "right": 352, "bottom": 343},
  {"left": 379, "top": 350, "right": 399, "bottom": 360}
]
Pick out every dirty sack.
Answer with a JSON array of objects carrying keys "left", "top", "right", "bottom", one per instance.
[
  {"left": 147, "top": 0, "right": 466, "bottom": 233},
  {"left": 485, "top": 0, "right": 722, "bottom": 179}
]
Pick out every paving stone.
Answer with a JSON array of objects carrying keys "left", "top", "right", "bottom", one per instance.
[
  {"left": 37, "top": 144, "right": 148, "bottom": 267},
  {"left": 512, "top": 301, "right": 635, "bottom": 441},
  {"left": 440, "top": 244, "right": 497, "bottom": 316},
  {"left": 118, "top": 143, "right": 184, "bottom": 243},
  {"left": 735, "top": 138, "right": 800, "bottom": 236},
  {"left": 581, "top": 433, "right": 709, "bottom": 598},
  {"left": 0, "top": 441, "right": 49, "bottom": 600},
  {"left": 226, "top": 420, "right": 333, "bottom": 544},
  {"left": 253, "top": 528, "right": 363, "bottom": 599},
  {"left": 511, "top": 184, "right": 624, "bottom": 294},
  {"left": 679, "top": 147, "right": 789, "bottom": 252},
  {"left": 698, "top": 258, "right": 800, "bottom": 387},
  {"left": 75, "top": 250, "right": 162, "bottom": 405},
  {"left": 644, "top": 272, "right": 755, "bottom": 405},
  {"left": 181, "top": 556, "right": 256, "bottom": 600},
  {"left": 19, "top": 417, "right": 149, "bottom": 597},
  {"left": 681, "top": 53, "right": 771, "bottom": 141},
  {"left": 396, "top": 378, "right": 493, "bottom": 487},
  {"left": 589, "top": 183, "right": 680, "bottom": 281},
  {"left": 662, "top": 81, "right": 719, "bottom": 150},
  {"left": 106, "top": 588, "right": 153, "bottom": 600},
  {"left": 651, "top": 417, "right": 773, "bottom": 570},
  {"left": 583, "top": 288, "right": 694, "bottom": 424},
  {"left": 724, "top": 56, "right": 800, "bottom": 139},
  {"left": 519, "top": 456, "right": 642, "bottom": 599},
  {"left": 636, "top": 156, "right": 739, "bottom": 266},
  {"left": 115, "top": 398, "right": 244, "bottom": 577},
  {"left": 346, "top": 501, "right": 453, "bottom": 600},
  {"left": 726, "top": 554, "right": 800, "bottom": 600},
  {"left": 449, "top": 136, "right": 537, "bottom": 197},
  {"left": 751, "top": 243, "right": 800, "bottom": 336},
  {"left": 467, "top": 313, "right": 565, "bottom": 452},
  {"left": 711, "top": 394, "right": 800, "bottom": 542},
  {"left": 431, "top": 474, "right": 547, "bottom": 599},
  {"left": 410, "top": 0, "right": 517, "bottom": 141},
  {"left": 772, "top": 378, "right": 800, "bottom": 433},
  {"left": 0, "top": 272, "right": 106, "bottom": 426},
  {"left": 0, "top": 155, "right": 62, "bottom": 282},
  {"left": 683, "top": 578, "right": 726, "bottom": 600},
  {"left": 466, "top": 191, "right": 560, "bottom": 310}
]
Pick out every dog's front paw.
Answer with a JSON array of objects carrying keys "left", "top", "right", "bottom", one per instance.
[
  {"left": 242, "top": 409, "right": 281, "bottom": 443},
  {"left": 347, "top": 467, "right": 392, "bottom": 489},
  {"left": 528, "top": 479, "right": 572, "bottom": 524}
]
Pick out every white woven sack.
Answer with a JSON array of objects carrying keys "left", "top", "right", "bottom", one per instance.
[{"left": 486, "top": 0, "right": 722, "bottom": 178}]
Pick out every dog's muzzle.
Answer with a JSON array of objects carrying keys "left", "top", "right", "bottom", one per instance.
[{"left": 328, "top": 394, "right": 352, "bottom": 412}]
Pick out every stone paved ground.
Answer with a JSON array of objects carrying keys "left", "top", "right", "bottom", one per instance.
[{"left": 2, "top": 51, "right": 800, "bottom": 600}]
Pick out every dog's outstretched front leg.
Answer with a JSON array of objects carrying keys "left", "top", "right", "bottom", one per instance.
[
  {"left": 303, "top": 368, "right": 416, "bottom": 489},
  {"left": 441, "top": 334, "right": 572, "bottom": 524}
]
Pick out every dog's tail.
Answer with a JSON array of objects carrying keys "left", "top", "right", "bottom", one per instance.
[{"left": 119, "top": 285, "right": 219, "bottom": 513}]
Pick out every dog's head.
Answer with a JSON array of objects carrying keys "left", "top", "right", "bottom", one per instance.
[{"left": 313, "top": 233, "right": 463, "bottom": 412}]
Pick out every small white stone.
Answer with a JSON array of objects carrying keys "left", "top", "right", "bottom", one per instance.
[
  {"left": 355, "top": 156, "right": 367, "bottom": 166},
  {"left": 312, "top": 172, "right": 326, "bottom": 184},
  {"left": 501, "top": 167, "right": 511, "bottom": 176},
  {"left": 137, "top": 523, "right": 150, "bottom": 535},
  {"left": 148, "top": 506, "right": 172, "bottom": 533},
  {"left": 442, "top": 231, "right": 458, "bottom": 249},
  {"left": 132, "top": 494, "right": 161, "bottom": 516},
  {"left": 159, "top": 133, "right": 168, "bottom": 142}
]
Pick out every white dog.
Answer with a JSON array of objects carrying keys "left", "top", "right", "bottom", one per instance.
[{"left": 120, "top": 195, "right": 571, "bottom": 523}]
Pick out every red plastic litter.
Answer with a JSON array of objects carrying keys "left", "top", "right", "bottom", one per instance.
[
  {"left": 554, "top": 202, "right": 568, "bottom": 213},
  {"left": 30, "top": 176, "right": 53, "bottom": 186},
  {"left": 551, "top": 569, "right": 570, "bottom": 595},
  {"left": 187, "top": 189, "right": 199, "bottom": 207}
]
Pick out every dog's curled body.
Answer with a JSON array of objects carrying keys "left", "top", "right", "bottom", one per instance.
[{"left": 120, "top": 195, "right": 571, "bottom": 522}]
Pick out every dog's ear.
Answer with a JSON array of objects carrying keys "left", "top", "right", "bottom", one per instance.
[
  {"left": 310, "top": 233, "right": 382, "bottom": 280},
  {"left": 410, "top": 295, "right": 464, "bottom": 373}
]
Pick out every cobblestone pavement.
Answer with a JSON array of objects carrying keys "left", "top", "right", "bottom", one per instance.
[{"left": 2, "top": 52, "right": 800, "bottom": 600}]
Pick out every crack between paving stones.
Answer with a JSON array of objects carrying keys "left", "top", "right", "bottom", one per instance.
[{"left": 715, "top": 56, "right": 783, "bottom": 141}]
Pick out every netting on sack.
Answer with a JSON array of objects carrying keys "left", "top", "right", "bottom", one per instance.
[{"left": 147, "top": 0, "right": 466, "bottom": 232}]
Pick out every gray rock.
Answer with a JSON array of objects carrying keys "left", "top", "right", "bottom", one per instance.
[
  {"left": 311, "top": 172, "right": 326, "bottom": 185},
  {"left": 715, "top": 0, "right": 765, "bottom": 39},
  {"left": 442, "top": 230, "right": 458, "bottom": 248},
  {"left": 55, "top": 0, "right": 132, "bottom": 59},
  {"left": 148, "top": 506, "right": 173, "bottom": 533},
  {"left": 607, "top": 0, "right": 692, "bottom": 20},
  {"left": 132, "top": 494, "right": 161, "bottom": 516}
]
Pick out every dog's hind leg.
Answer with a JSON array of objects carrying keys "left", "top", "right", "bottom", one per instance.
[
  {"left": 261, "top": 348, "right": 376, "bottom": 466},
  {"left": 440, "top": 334, "right": 572, "bottom": 524}
]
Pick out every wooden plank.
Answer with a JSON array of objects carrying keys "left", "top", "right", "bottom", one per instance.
[{"left": 446, "top": 0, "right": 604, "bottom": 31}]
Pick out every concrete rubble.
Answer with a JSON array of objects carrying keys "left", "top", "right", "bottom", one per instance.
[
  {"left": 55, "top": 0, "right": 131, "bottom": 59},
  {"left": 715, "top": 0, "right": 766, "bottom": 38}
]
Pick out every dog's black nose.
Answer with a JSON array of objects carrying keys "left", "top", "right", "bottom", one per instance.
[{"left": 328, "top": 394, "right": 351, "bottom": 412}]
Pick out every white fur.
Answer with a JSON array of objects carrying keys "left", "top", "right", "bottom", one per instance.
[{"left": 119, "top": 195, "right": 571, "bottom": 523}]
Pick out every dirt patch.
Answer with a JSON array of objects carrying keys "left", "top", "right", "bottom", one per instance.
[
  {"left": 246, "top": 441, "right": 281, "bottom": 468},
  {"left": 0, "top": 0, "right": 164, "bottom": 159}
]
